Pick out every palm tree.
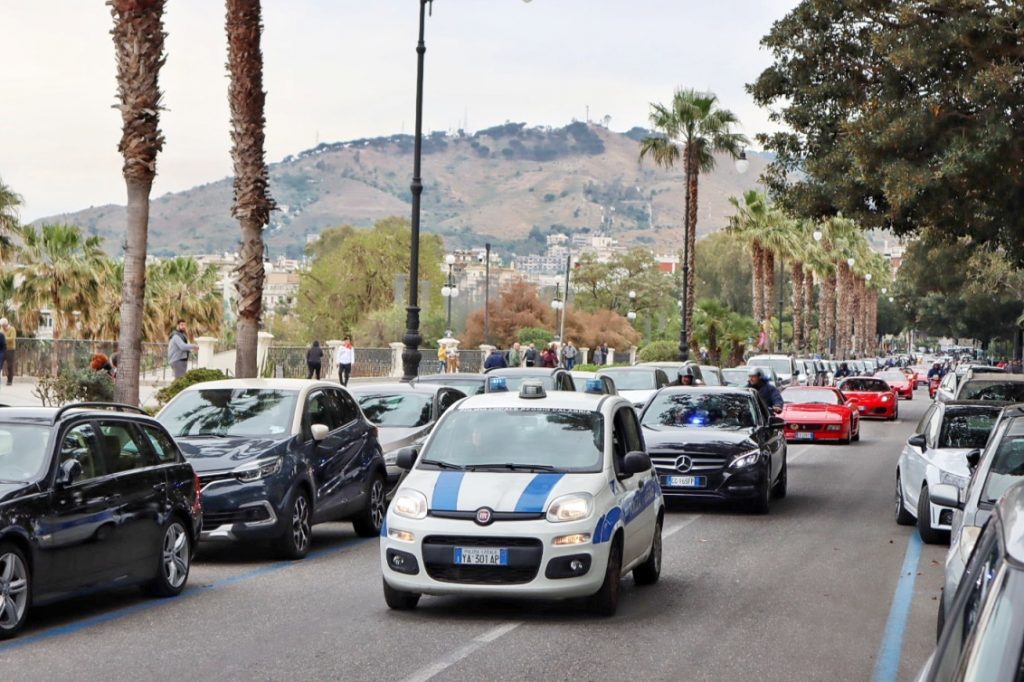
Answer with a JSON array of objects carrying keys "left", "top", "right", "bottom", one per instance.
[
  {"left": 110, "top": 0, "right": 167, "bottom": 404},
  {"left": 12, "top": 224, "right": 106, "bottom": 341},
  {"left": 0, "top": 179, "right": 22, "bottom": 253},
  {"left": 640, "top": 89, "right": 747, "bottom": 354},
  {"left": 727, "top": 190, "right": 774, "bottom": 324},
  {"left": 757, "top": 212, "right": 795, "bottom": 351},
  {"left": 227, "top": 0, "right": 276, "bottom": 377}
]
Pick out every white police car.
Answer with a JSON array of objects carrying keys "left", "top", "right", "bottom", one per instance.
[{"left": 380, "top": 378, "right": 664, "bottom": 616}]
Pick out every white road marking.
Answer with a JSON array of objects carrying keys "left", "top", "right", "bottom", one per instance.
[
  {"left": 788, "top": 444, "right": 816, "bottom": 462},
  {"left": 401, "top": 621, "right": 522, "bottom": 682},
  {"left": 664, "top": 514, "right": 702, "bottom": 538}
]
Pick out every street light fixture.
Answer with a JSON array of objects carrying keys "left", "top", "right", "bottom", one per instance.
[
  {"left": 627, "top": 289, "right": 637, "bottom": 322},
  {"left": 889, "top": 297, "right": 894, "bottom": 303},
  {"left": 881, "top": 287, "right": 887, "bottom": 294},
  {"left": 441, "top": 254, "right": 459, "bottom": 334},
  {"left": 865, "top": 273, "right": 872, "bottom": 282},
  {"left": 847, "top": 257, "right": 856, "bottom": 267},
  {"left": 813, "top": 229, "right": 823, "bottom": 242},
  {"left": 735, "top": 150, "right": 749, "bottom": 175}
]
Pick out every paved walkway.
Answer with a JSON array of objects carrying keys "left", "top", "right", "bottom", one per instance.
[{"left": 0, "top": 379, "right": 164, "bottom": 409}]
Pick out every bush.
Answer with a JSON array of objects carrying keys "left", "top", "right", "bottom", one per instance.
[
  {"left": 638, "top": 340, "right": 682, "bottom": 363},
  {"left": 34, "top": 368, "right": 115, "bottom": 407},
  {"left": 155, "top": 368, "right": 228, "bottom": 406},
  {"left": 518, "top": 327, "right": 554, "bottom": 347}
]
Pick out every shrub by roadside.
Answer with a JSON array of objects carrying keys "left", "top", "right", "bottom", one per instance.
[
  {"left": 155, "top": 368, "right": 228, "bottom": 406},
  {"left": 34, "top": 368, "right": 114, "bottom": 406}
]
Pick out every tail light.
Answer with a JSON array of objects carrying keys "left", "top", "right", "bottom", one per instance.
[{"left": 192, "top": 472, "right": 202, "bottom": 514}]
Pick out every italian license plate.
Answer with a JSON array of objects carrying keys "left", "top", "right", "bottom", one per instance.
[
  {"left": 453, "top": 547, "right": 508, "bottom": 566},
  {"left": 663, "top": 475, "right": 706, "bottom": 488},
  {"left": 796, "top": 432, "right": 814, "bottom": 440}
]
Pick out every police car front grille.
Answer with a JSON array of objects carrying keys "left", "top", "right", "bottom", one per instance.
[{"left": 426, "top": 564, "right": 540, "bottom": 584}]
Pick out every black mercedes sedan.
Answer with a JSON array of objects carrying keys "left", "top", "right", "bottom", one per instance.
[
  {"left": 639, "top": 386, "right": 788, "bottom": 513},
  {"left": 157, "top": 379, "right": 386, "bottom": 560},
  {"left": 0, "top": 403, "right": 201, "bottom": 639}
]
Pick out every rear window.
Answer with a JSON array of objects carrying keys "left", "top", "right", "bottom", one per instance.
[
  {"left": 598, "top": 369, "right": 657, "bottom": 391},
  {"left": 939, "top": 410, "right": 998, "bottom": 449},
  {"left": 959, "top": 381, "right": 1024, "bottom": 402}
]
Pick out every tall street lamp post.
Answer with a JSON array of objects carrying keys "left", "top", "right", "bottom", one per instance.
[
  {"left": 441, "top": 253, "right": 458, "bottom": 335},
  {"left": 551, "top": 284, "right": 564, "bottom": 340},
  {"left": 484, "top": 243, "right": 491, "bottom": 345},
  {"left": 627, "top": 290, "right": 637, "bottom": 323}
]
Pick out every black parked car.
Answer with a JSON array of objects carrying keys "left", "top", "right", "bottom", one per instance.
[
  {"left": 0, "top": 403, "right": 201, "bottom": 639},
  {"left": 157, "top": 379, "right": 386, "bottom": 560},
  {"left": 639, "top": 387, "right": 788, "bottom": 513},
  {"left": 348, "top": 383, "right": 466, "bottom": 492}
]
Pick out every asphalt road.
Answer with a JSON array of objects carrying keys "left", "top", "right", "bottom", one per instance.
[{"left": 0, "top": 389, "right": 946, "bottom": 682}]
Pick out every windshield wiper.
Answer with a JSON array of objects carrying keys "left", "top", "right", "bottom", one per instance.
[
  {"left": 466, "top": 463, "right": 558, "bottom": 472},
  {"left": 418, "top": 459, "right": 466, "bottom": 471},
  {"left": 185, "top": 432, "right": 232, "bottom": 439}
]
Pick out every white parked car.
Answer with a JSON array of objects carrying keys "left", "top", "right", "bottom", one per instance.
[
  {"left": 747, "top": 354, "right": 798, "bottom": 387},
  {"left": 379, "top": 381, "right": 665, "bottom": 616},
  {"left": 597, "top": 366, "right": 671, "bottom": 410},
  {"left": 896, "top": 402, "right": 1001, "bottom": 544}
]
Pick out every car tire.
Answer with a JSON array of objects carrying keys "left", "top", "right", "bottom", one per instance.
[
  {"left": 590, "top": 538, "right": 622, "bottom": 617},
  {"left": 895, "top": 473, "right": 915, "bottom": 526},
  {"left": 382, "top": 578, "right": 421, "bottom": 610},
  {"left": 772, "top": 456, "right": 788, "bottom": 499},
  {"left": 0, "top": 543, "right": 30, "bottom": 640},
  {"left": 145, "top": 518, "right": 191, "bottom": 598},
  {"left": 352, "top": 471, "right": 387, "bottom": 538},
  {"left": 275, "top": 488, "right": 312, "bottom": 560},
  {"left": 917, "top": 485, "right": 948, "bottom": 545},
  {"left": 633, "top": 519, "right": 662, "bottom": 586},
  {"left": 852, "top": 422, "right": 860, "bottom": 442},
  {"left": 936, "top": 588, "right": 946, "bottom": 642},
  {"left": 748, "top": 465, "right": 771, "bottom": 514}
]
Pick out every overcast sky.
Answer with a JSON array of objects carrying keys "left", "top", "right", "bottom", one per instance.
[{"left": 0, "top": 0, "right": 798, "bottom": 221}]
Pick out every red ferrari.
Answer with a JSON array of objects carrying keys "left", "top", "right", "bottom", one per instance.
[
  {"left": 837, "top": 377, "right": 899, "bottom": 420},
  {"left": 781, "top": 387, "right": 861, "bottom": 444},
  {"left": 877, "top": 369, "right": 914, "bottom": 400}
]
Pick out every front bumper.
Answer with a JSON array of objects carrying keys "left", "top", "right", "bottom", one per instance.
[
  {"left": 654, "top": 463, "right": 767, "bottom": 501},
  {"left": 784, "top": 422, "right": 847, "bottom": 442},
  {"left": 380, "top": 514, "right": 611, "bottom": 599},
  {"left": 856, "top": 402, "right": 895, "bottom": 418},
  {"left": 196, "top": 473, "right": 289, "bottom": 542}
]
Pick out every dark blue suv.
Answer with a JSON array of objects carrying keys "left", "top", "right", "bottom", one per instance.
[{"left": 157, "top": 379, "right": 386, "bottom": 559}]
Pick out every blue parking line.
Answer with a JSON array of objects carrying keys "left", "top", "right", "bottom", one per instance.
[
  {"left": 0, "top": 536, "right": 375, "bottom": 654},
  {"left": 872, "top": 532, "right": 923, "bottom": 682}
]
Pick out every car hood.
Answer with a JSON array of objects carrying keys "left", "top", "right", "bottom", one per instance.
[
  {"left": 642, "top": 425, "right": 756, "bottom": 455},
  {"left": 176, "top": 434, "right": 295, "bottom": 472},
  {"left": 929, "top": 448, "right": 973, "bottom": 478},
  {"left": 398, "top": 469, "right": 601, "bottom": 513},
  {"left": 377, "top": 426, "right": 431, "bottom": 452},
  {"left": 782, "top": 404, "right": 846, "bottom": 422},
  {"left": 0, "top": 481, "right": 35, "bottom": 504}
]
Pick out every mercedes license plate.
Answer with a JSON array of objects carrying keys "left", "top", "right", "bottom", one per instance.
[
  {"left": 663, "top": 475, "right": 706, "bottom": 488},
  {"left": 454, "top": 547, "right": 508, "bottom": 566}
]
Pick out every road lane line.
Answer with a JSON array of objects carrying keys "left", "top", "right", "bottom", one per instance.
[
  {"left": 871, "top": 532, "right": 923, "bottom": 682},
  {"left": 664, "top": 514, "right": 702, "bottom": 539},
  {"left": 400, "top": 621, "right": 522, "bottom": 682},
  {"left": 0, "top": 536, "right": 375, "bottom": 654},
  {"left": 788, "top": 444, "right": 815, "bottom": 462}
]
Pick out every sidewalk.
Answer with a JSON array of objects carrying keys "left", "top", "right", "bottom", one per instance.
[{"left": 0, "top": 379, "right": 164, "bottom": 408}]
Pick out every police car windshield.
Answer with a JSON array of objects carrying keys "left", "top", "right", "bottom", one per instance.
[
  {"left": 599, "top": 369, "right": 656, "bottom": 390},
  {"left": 419, "top": 408, "right": 604, "bottom": 472},
  {"left": 641, "top": 393, "right": 756, "bottom": 430},
  {"left": 0, "top": 424, "right": 51, "bottom": 483}
]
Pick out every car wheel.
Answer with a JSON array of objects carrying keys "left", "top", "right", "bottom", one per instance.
[
  {"left": 852, "top": 421, "right": 860, "bottom": 442},
  {"left": 772, "top": 456, "right": 788, "bottom": 499},
  {"left": 352, "top": 471, "right": 386, "bottom": 538},
  {"left": 590, "top": 537, "right": 622, "bottom": 616},
  {"left": 633, "top": 519, "right": 662, "bottom": 586},
  {"left": 146, "top": 519, "right": 191, "bottom": 597},
  {"left": 895, "top": 473, "right": 915, "bottom": 526},
  {"left": 936, "top": 588, "right": 946, "bottom": 642},
  {"left": 747, "top": 463, "right": 771, "bottom": 514},
  {"left": 276, "top": 488, "right": 312, "bottom": 560},
  {"left": 382, "top": 578, "right": 420, "bottom": 610},
  {"left": 917, "top": 485, "right": 948, "bottom": 545},
  {"left": 0, "top": 543, "right": 30, "bottom": 640}
]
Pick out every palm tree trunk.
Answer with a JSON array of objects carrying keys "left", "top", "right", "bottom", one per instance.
[
  {"left": 764, "top": 250, "right": 776, "bottom": 337},
  {"left": 751, "top": 242, "right": 764, "bottom": 323},
  {"left": 836, "top": 263, "right": 849, "bottom": 359},
  {"left": 791, "top": 262, "right": 804, "bottom": 353},
  {"left": 110, "top": 0, "right": 166, "bottom": 405},
  {"left": 803, "top": 269, "right": 814, "bottom": 354},
  {"left": 823, "top": 272, "right": 837, "bottom": 356},
  {"left": 227, "top": 0, "right": 275, "bottom": 378},
  {"left": 685, "top": 148, "right": 699, "bottom": 338}
]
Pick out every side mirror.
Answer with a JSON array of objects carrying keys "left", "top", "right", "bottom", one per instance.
[
  {"left": 768, "top": 416, "right": 786, "bottom": 429},
  {"left": 930, "top": 483, "right": 964, "bottom": 510},
  {"left": 907, "top": 433, "right": 927, "bottom": 450},
  {"left": 395, "top": 447, "right": 419, "bottom": 470},
  {"left": 310, "top": 424, "right": 330, "bottom": 442},
  {"left": 56, "top": 459, "right": 82, "bottom": 487},
  {"left": 622, "top": 451, "right": 652, "bottom": 475},
  {"left": 966, "top": 448, "right": 982, "bottom": 471}
]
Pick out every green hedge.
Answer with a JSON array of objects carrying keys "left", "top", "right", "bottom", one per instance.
[
  {"left": 34, "top": 368, "right": 115, "bottom": 406},
  {"left": 155, "top": 368, "right": 229, "bottom": 406},
  {"left": 638, "top": 340, "right": 681, "bottom": 362}
]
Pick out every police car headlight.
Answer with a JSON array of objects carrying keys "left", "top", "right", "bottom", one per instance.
[
  {"left": 393, "top": 490, "right": 428, "bottom": 520},
  {"left": 546, "top": 493, "right": 594, "bottom": 523},
  {"left": 729, "top": 449, "right": 762, "bottom": 469}
]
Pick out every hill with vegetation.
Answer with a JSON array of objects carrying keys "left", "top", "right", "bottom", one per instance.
[{"left": 40, "top": 122, "right": 769, "bottom": 257}]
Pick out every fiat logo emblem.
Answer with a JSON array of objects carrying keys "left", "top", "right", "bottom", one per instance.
[
  {"left": 475, "top": 507, "right": 494, "bottom": 525},
  {"left": 674, "top": 455, "right": 693, "bottom": 473}
]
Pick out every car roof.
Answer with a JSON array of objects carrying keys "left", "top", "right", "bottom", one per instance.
[
  {"left": 598, "top": 366, "right": 658, "bottom": 373},
  {"left": 655, "top": 385, "right": 756, "bottom": 396},
  {"left": 996, "top": 483, "right": 1024, "bottom": 565},
  {"left": 0, "top": 405, "right": 158, "bottom": 425},
  {"left": 484, "top": 367, "right": 564, "bottom": 376},
  {"left": 782, "top": 385, "right": 837, "bottom": 391},
  {"left": 176, "top": 378, "right": 335, "bottom": 392},
  {"left": 415, "top": 373, "right": 487, "bottom": 382},
  {"left": 456, "top": 390, "right": 619, "bottom": 412},
  {"left": 348, "top": 383, "right": 456, "bottom": 396},
  {"left": 963, "top": 372, "right": 1024, "bottom": 382}
]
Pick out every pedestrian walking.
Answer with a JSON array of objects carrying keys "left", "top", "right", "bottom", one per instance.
[
  {"left": 600, "top": 342, "right": 610, "bottom": 364},
  {"left": 306, "top": 340, "right": 324, "bottom": 380},
  {"left": 541, "top": 344, "right": 557, "bottom": 368},
  {"left": 524, "top": 343, "right": 538, "bottom": 367},
  {"left": 563, "top": 340, "right": 578, "bottom": 370},
  {"left": 592, "top": 344, "right": 604, "bottom": 367},
  {"left": 167, "top": 320, "right": 198, "bottom": 380},
  {"left": 0, "top": 318, "right": 16, "bottom": 385},
  {"left": 446, "top": 344, "right": 461, "bottom": 373},
  {"left": 484, "top": 345, "right": 508, "bottom": 370},
  {"left": 336, "top": 336, "right": 354, "bottom": 386},
  {"left": 507, "top": 342, "right": 523, "bottom": 368},
  {"left": 437, "top": 343, "right": 447, "bottom": 373}
]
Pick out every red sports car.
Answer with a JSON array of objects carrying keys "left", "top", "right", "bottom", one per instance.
[
  {"left": 781, "top": 387, "right": 861, "bottom": 444},
  {"left": 877, "top": 369, "right": 914, "bottom": 400},
  {"left": 837, "top": 377, "right": 899, "bottom": 420}
]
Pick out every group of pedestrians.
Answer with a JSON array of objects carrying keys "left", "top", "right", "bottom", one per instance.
[
  {"left": 484, "top": 340, "right": 586, "bottom": 370},
  {"left": 306, "top": 337, "right": 354, "bottom": 385}
]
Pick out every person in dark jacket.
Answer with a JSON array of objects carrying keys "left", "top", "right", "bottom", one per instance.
[
  {"left": 748, "top": 367, "right": 784, "bottom": 413},
  {"left": 483, "top": 346, "right": 507, "bottom": 370},
  {"left": 524, "top": 343, "right": 539, "bottom": 367},
  {"left": 834, "top": 362, "right": 851, "bottom": 379},
  {"left": 306, "top": 340, "right": 324, "bottom": 380}
]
